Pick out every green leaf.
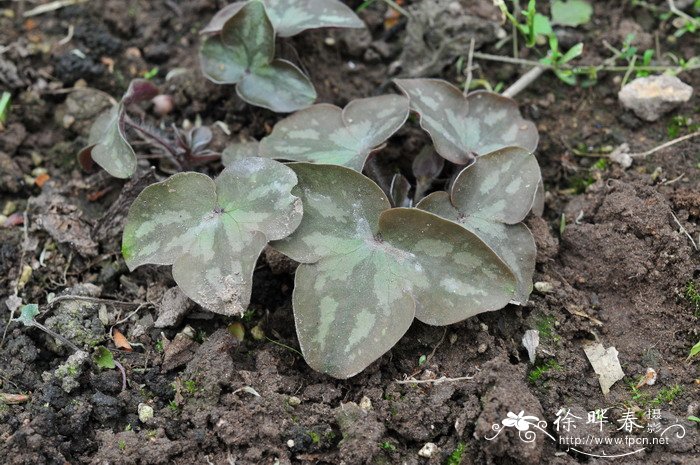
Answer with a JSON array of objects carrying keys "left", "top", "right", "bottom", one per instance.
[
  {"left": 532, "top": 13, "right": 553, "bottom": 37},
  {"left": 201, "top": 0, "right": 365, "bottom": 38},
  {"left": 258, "top": 95, "right": 409, "bottom": 170},
  {"left": 122, "top": 157, "right": 302, "bottom": 316},
  {"left": 15, "top": 304, "right": 39, "bottom": 327},
  {"left": 688, "top": 416, "right": 700, "bottom": 424},
  {"left": 272, "top": 163, "right": 516, "bottom": 378},
  {"left": 94, "top": 346, "right": 116, "bottom": 369},
  {"left": 78, "top": 104, "right": 137, "bottom": 178},
  {"left": 417, "top": 147, "right": 541, "bottom": 303},
  {"left": 690, "top": 340, "right": 700, "bottom": 359},
  {"left": 561, "top": 43, "right": 584, "bottom": 64},
  {"left": 551, "top": 0, "right": 593, "bottom": 27},
  {"left": 199, "top": 1, "right": 317, "bottom": 112},
  {"left": 394, "top": 79, "right": 538, "bottom": 164},
  {"left": 0, "top": 91, "right": 11, "bottom": 124}
]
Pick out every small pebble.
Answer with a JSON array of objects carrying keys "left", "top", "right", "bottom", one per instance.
[
  {"left": 324, "top": 37, "right": 336, "bottom": 46},
  {"left": 480, "top": 323, "right": 489, "bottom": 332},
  {"left": 138, "top": 403, "right": 154, "bottom": 423},
  {"left": 418, "top": 442, "right": 438, "bottom": 458},
  {"left": 286, "top": 439, "right": 295, "bottom": 448},
  {"left": 2, "top": 201, "right": 17, "bottom": 216},
  {"left": 359, "top": 396, "right": 372, "bottom": 411},
  {"left": 478, "top": 343, "right": 488, "bottom": 353},
  {"left": 534, "top": 281, "right": 554, "bottom": 293},
  {"left": 287, "top": 396, "right": 301, "bottom": 407}
]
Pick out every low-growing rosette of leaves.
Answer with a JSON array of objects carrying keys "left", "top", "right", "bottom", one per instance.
[
  {"left": 417, "top": 147, "right": 540, "bottom": 303},
  {"left": 122, "top": 157, "right": 302, "bottom": 316},
  {"left": 271, "top": 163, "right": 517, "bottom": 378},
  {"left": 256, "top": 95, "right": 410, "bottom": 170},
  {"left": 201, "top": 0, "right": 365, "bottom": 37},
  {"left": 200, "top": 1, "right": 317, "bottom": 112},
  {"left": 394, "top": 79, "right": 539, "bottom": 164}
]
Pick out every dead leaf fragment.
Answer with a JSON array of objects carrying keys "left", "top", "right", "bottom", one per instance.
[
  {"left": 112, "top": 328, "right": 133, "bottom": 351},
  {"left": 635, "top": 367, "right": 657, "bottom": 388},
  {"left": 583, "top": 342, "right": 625, "bottom": 395},
  {"left": 522, "top": 329, "right": 540, "bottom": 364}
]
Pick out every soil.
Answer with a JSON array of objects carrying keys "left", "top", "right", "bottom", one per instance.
[{"left": 1, "top": 1, "right": 699, "bottom": 464}]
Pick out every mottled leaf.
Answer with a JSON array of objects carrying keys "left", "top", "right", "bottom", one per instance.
[
  {"left": 417, "top": 147, "right": 540, "bottom": 303},
  {"left": 122, "top": 157, "right": 302, "bottom": 316},
  {"left": 236, "top": 59, "right": 316, "bottom": 113},
  {"left": 272, "top": 163, "right": 515, "bottom": 378},
  {"left": 394, "top": 79, "right": 538, "bottom": 164},
  {"left": 201, "top": 0, "right": 365, "bottom": 37},
  {"left": 222, "top": 140, "right": 260, "bottom": 166},
  {"left": 262, "top": 0, "right": 365, "bottom": 37},
  {"left": 200, "top": 2, "right": 247, "bottom": 35},
  {"left": 199, "top": 1, "right": 316, "bottom": 112},
  {"left": 258, "top": 95, "right": 409, "bottom": 170},
  {"left": 78, "top": 104, "right": 137, "bottom": 179}
]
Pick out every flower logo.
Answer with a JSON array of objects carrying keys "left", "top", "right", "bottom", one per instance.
[{"left": 502, "top": 411, "right": 541, "bottom": 431}]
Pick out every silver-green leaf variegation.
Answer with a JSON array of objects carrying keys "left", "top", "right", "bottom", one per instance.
[
  {"left": 394, "top": 79, "right": 538, "bottom": 164},
  {"left": 200, "top": 1, "right": 316, "bottom": 112},
  {"left": 201, "top": 0, "right": 365, "bottom": 38},
  {"left": 258, "top": 95, "right": 409, "bottom": 171},
  {"left": 417, "top": 147, "right": 540, "bottom": 304},
  {"left": 272, "top": 163, "right": 516, "bottom": 378},
  {"left": 122, "top": 157, "right": 302, "bottom": 316},
  {"left": 78, "top": 104, "right": 136, "bottom": 178}
]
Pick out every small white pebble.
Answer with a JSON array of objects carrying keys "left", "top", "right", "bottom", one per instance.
[
  {"left": 152, "top": 94, "right": 174, "bottom": 116},
  {"left": 287, "top": 396, "right": 301, "bottom": 407},
  {"left": 480, "top": 323, "right": 489, "bottom": 332},
  {"left": 418, "top": 442, "right": 438, "bottom": 458},
  {"left": 138, "top": 403, "right": 154, "bottom": 423},
  {"left": 534, "top": 282, "right": 554, "bottom": 293},
  {"left": 286, "top": 439, "right": 295, "bottom": 448},
  {"left": 324, "top": 37, "right": 336, "bottom": 46},
  {"left": 359, "top": 396, "right": 372, "bottom": 411}
]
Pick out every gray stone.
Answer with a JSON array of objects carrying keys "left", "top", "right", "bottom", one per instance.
[{"left": 618, "top": 75, "right": 693, "bottom": 122}]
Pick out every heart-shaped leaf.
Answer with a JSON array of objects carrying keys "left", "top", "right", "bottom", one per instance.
[
  {"left": 222, "top": 140, "right": 260, "bottom": 165},
  {"left": 394, "top": 79, "right": 538, "bottom": 164},
  {"left": 78, "top": 104, "right": 137, "bottom": 179},
  {"left": 122, "top": 157, "right": 302, "bottom": 316},
  {"left": 258, "top": 95, "right": 409, "bottom": 171},
  {"left": 201, "top": 0, "right": 365, "bottom": 38},
  {"left": 200, "top": 1, "right": 316, "bottom": 112},
  {"left": 417, "top": 147, "right": 540, "bottom": 303},
  {"left": 272, "top": 163, "right": 516, "bottom": 378}
]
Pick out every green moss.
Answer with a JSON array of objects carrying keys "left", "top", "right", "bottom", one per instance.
[
  {"left": 651, "top": 385, "right": 683, "bottom": 406},
  {"left": 184, "top": 380, "right": 197, "bottom": 395},
  {"left": 535, "top": 315, "right": 560, "bottom": 342},
  {"left": 118, "top": 439, "right": 126, "bottom": 451},
  {"left": 446, "top": 442, "right": 466, "bottom": 465},
  {"left": 684, "top": 281, "right": 700, "bottom": 316},
  {"left": 307, "top": 431, "right": 321, "bottom": 444},
  {"left": 528, "top": 359, "right": 562, "bottom": 383},
  {"left": 167, "top": 400, "right": 179, "bottom": 412},
  {"left": 379, "top": 441, "right": 396, "bottom": 452}
]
